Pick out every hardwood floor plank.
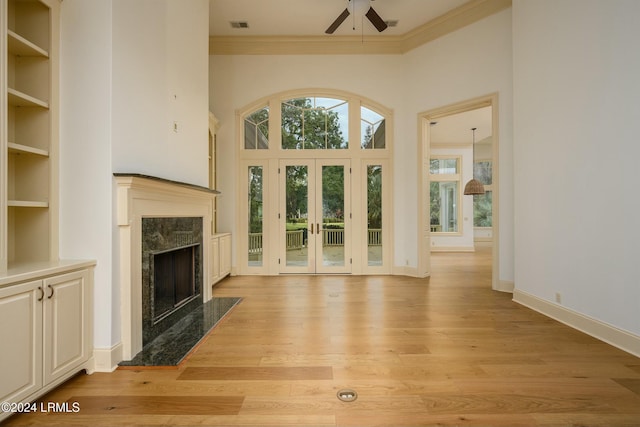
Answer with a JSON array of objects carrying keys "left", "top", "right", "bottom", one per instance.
[
  {"left": 478, "top": 362, "right": 640, "bottom": 378},
  {"left": 67, "top": 395, "right": 244, "bottom": 415},
  {"left": 335, "top": 413, "right": 539, "bottom": 427},
  {"left": 613, "top": 378, "right": 640, "bottom": 396},
  {"left": 420, "top": 393, "right": 614, "bottom": 414},
  {"left": 240, "top": 395, "right": 427, "bottom": 415},
  {"left": 177, "top": 366, "right": 333, "bottom": 381},
  {"left": 533, "top": 414, "right": 640, "bottom": 427},
  {"left": 289, "top": 379, "right": 463, "bottom": 396},
  {"left": 258, "top": 353, "right": 405, "bottom": 367}
]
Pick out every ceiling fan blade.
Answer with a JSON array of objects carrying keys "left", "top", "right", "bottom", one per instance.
[
  {"left": 365, "top": 6, "right": 388, "bottom": 32},
  {"left": 325, "top": 8, "right": 350, "bottom": 34}
]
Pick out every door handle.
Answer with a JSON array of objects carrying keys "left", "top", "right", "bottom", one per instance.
[
  {"left": 38, "top": 286, "right": 44, "bottom": 302},
  {"left": 317, "top": 223, "right": 320, "bottom": 233},
  {"left": 47, "top": 284, "right": 54, "bottom": 299},
  {"left": 310, "top": 223, "right": 314, "bottom": 234}
]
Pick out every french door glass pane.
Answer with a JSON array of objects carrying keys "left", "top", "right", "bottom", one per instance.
[
  {"left": 367, "top": 165, "right": 383, "bottom": 265},
  {"left": 430, "top": 181, "right": 459, "bottom": 232},
  {"left": 248, "top": 166, "right": 263, "bottom": 266},
  {"left": 285, "top": 165, "right": 309, "bottom": 266},
  {"left": 322, "top": 165, "right": 345, "bottom": 267}
]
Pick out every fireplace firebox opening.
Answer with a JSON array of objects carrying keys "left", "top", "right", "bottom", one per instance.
[{"left": 152, "top": 243, "right": 200, "bottom": 323}]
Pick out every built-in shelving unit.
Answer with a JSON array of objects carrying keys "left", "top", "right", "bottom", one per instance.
[
  {"left": 1, "top": 4, "right": 95, "bottom": 420},
  {"left": 2, "top": 0, "right": 59, "bottom": 271}
]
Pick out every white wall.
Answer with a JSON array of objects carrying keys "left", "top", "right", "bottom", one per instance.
[
  {"left": 210, "top": 9, "right": 513, "bottom": 281},
  {"left": 60, "top": 0, "right": 114, "bottom": 348},
  {"left": 112, "top": 0, "right": 209, "bottom": 187},
  {"left": 403, "top": 9, "right": 513, "bottom": 281},
  {"left": 60, "top": 0, "right": 210, "bottom": 353},
  {"left": 513, "top": 0, "right": 640, "bottom": 336}
]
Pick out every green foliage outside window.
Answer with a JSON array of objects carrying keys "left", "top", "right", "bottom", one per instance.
[{"left": 281, "top": 97, "right": 348, "bottom": 149}]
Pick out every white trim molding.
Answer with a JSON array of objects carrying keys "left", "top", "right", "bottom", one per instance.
[
  {"left": 115, "top": 175, "right": 217, "bottom": 361},
  {"left": 209, "top": 0, "right": 512, "bottom": 55},
  {"left": 496, "top": 280, "right": 514, "bottom": 293},
  {"left": 513, "top": 289, "right": 640, "bottom": 358},
  {"left": 393, "top": 265, "right": 421, "bottom": 278},
  {"left": 92, "top": 343, "right": 123, "bottom": 373}
]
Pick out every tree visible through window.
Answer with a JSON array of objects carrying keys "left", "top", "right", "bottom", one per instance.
[
  {"left": 281, "top": 97, "right": 348, "bottom": 149},
  {"left": 248, "top": 166, "right": 263, "bottom": 266},
  {"left": 361, "top": 106, "right": 385, "bottom": 149},
  {"left": 473, "top": 161, "right": 492, "bottom": 227}
]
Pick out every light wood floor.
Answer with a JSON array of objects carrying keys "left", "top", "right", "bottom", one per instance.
[{"left": 5, "top": 247, "right": 640, "bottom": 426}]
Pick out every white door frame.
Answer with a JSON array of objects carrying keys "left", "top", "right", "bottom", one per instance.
[{"left": 418, "top": 93, "right": 501, "bottom": 290}]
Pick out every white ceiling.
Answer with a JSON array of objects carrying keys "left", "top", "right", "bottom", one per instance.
[
  {"left": 209, "top": 0, "right": 470, "bottom": 37},
  {"left": 430, "top": 106, "right": 492, "bottom": 145}
]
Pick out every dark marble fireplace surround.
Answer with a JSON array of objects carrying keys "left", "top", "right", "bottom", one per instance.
[{"left": 142, "top": 217, "right": 203, "bottom": 347}]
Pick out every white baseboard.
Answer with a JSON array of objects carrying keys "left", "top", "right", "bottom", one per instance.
[
  {"left": 393, "top": 265, "right": 420, "bottom": 277},
  {"left": 495, "top": 280, "right": 514, "bottom": 293},
  {"left": 513, "top": 289, "right": 640, "bottom": 358},
  {"left": 92, "top": 342, "right": 123, "bottom": 372}
]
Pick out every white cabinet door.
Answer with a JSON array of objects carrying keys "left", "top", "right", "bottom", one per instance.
[
  {"left": 0, "top": 281, "right": 43, "bottom": 404},
  {"left": 210, "top": 236, "right": 221, "bottom": 284},
  {"left": 220, "top": 234, "right": 231, "bottom": 276},
  {"left": 43, "top": 270, "right": 90, "bottom": 385}
]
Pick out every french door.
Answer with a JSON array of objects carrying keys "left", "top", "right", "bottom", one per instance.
[{"left": 279, "top": 159, "right": 351, "bottom": 274}]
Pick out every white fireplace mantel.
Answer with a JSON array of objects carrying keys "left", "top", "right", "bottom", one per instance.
[{"left": 115, "top": 174, "right": 218, "bottom": 361}]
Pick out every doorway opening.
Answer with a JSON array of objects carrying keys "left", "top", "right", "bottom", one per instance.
[{"left": 418, "top": 94, "right": 501, "bottom": 290}]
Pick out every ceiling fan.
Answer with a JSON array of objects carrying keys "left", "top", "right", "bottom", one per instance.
[{"left": 325, "top": 0, "right": 388, "bottom": 34}]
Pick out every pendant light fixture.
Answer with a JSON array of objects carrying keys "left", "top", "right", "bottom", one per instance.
[{"left": 463, "top": 127, "right": 486, "bottom": 196}]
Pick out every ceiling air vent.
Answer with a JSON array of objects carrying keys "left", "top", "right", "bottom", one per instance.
[
  {"left": 230, "top": 21, "right": 249, "bottom": 29},
  {"left": 385, "top": 20, "right": 398, "bottom": 28}
]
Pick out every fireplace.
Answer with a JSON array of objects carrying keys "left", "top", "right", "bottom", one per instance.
[
  {"left": 152, "top": 244, "right": 199, "bottom": 323},
  {"left": 115, "top": 174, "right": 218, "bottom": 362},
  {"left": 142, "top": 217, "right": 203, "bottom": 347}
]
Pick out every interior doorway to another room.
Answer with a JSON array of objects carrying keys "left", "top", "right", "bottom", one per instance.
[{"left": 419, "top": 94, "right": 498, "bottom": 289}]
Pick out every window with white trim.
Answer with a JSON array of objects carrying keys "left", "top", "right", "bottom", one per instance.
[
  {"left": 429, "top": 157, "right": 461, "bottom": 233},
  {"left": 281, "top": 97, "right": 348, "bottom": 149}
]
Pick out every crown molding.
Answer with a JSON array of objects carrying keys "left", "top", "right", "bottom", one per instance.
[{"left": 209, "top": 0, "right": 511, "bottom": 55}]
